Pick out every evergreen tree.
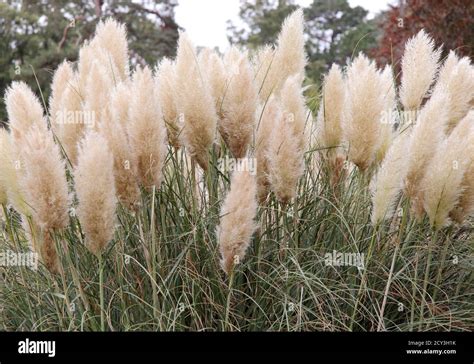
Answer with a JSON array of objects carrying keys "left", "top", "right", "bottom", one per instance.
[{"left": 0, "top": 0, "right": 180, "bottom": 123}]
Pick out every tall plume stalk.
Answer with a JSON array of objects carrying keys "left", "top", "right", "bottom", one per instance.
[
  {"left": 404, "top": 90, "right": 450, "bottom": 216},
  {"left": 99, "top": 87, "right": 140, "bottom": 209},
  {"left": 421, "top": 112, "right": 474, "bottom": 229},
  {"left": 217, "top": 170, "right": 257, "bottom": 274},
  {"left": 258, "top": 9, "right": 306, "bottom": 101},
  {"left": 219, "top": 48, "right": 257, "bottom": 158},
  {"left": 267, "top": 106, "right": 304, "bottom": 203},
  {"left": 175, "top": 32, "right": 217, "bottom": 170},
  {"left": 344, "top": 55, "right": 385, "bottom": 171},
  {"left": 431, "top": 51, "right": 474, "bottom": 132},
  {"left": 156, "top": 58, "right": 181, "bottom": 148},
  {"left": 49, "top": 62, "right": 85, "bottom": 164},
  {"left": 399, "top": 30, "right": 441, "bottom": 112},
  {"left": 256, "top": 97, "right": 281, "bottom": 202},
  {"left": 75, "top": 132, "right": 117, "bottom": 256},
  {"left": 19, "top": 125, "right": 70, "bottom": 273},
  {"left": 128, "top": 66, "right": 167, "bottom": 189}
]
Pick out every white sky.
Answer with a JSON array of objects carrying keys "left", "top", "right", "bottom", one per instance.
[{"left": 175, "top": 0, "right": 393, "bottom": 50}]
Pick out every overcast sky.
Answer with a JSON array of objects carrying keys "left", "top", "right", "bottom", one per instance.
[{"left": 175, "top": 0, "right": 394, "bottom": 50}]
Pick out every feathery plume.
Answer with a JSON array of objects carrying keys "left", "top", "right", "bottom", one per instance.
[
  {"left": 280, "top": 74, "right": 307, "bottom": 149},
  {"left": 77, "top": 41, "right": 99, "bottom": 97},
  {"left": 267, "top": 108, "right": 304, "bottom": 203},
  {"left": 5, "top": 81, "right": 46, "bottom": 142},
  {"left": 108, "top": 82, "right": 130, "bottom": 129},
  {"left": 219, "top": 48, "right": 257, "bottom": 158},
  {"left": 399, "top": 30, "right": 441, "bottom": 111},
  {"left": 175, "top": 32, "right": 217, "bottom": 170},
  {"left": 344, "top": 54, "right": 384, "bottom": 171},
  {"left": 22, "top": 216, "right": 59, "bottom": 274},
  {"left": 405, "top": 89, "right": 450, "bottom": 212},
  {"left": 317, "top": 64, "right": 345, "bottom": 152},
  {"left": 259, "top": 9, "right": 306, "bottom": 100},
  {"left": 128, "top": 66, "right": 167, "bottom": 188},
  {"left": 253, "top": 45, "right": 275, "bottom": 96},
  {"left": 431, "top": 51, "right": 474, "bottom": 131},
  {"left": 422, "top": 112, "right": 474, "bottom": 228},
  {"left": 256, "top": 97, "right": 281, "bottom": 202},
  {"left": 200, "top": 49, "right": 227, "bottom": 111},
  {"left": 375, "top": 66, "right": 396, "bottom": 164},
  {"left": 448, "top": 112, "right": 474, "bottom": 223},
  {"left": 99, "top": 99, "right": 140, "bottom": 210},
  {"left": 371, "top": 132, "right": 410, "bottom": 224},
  {"left": 75, "top": 131, "right": 117, "bottom": 256},
  {"left": 83, "top": 60, "right": 115, "bottom": 130},
  {"left": 217, "top": 170, "right": 257, "bottom": 274},
  {"left": 94, "top": 18, "right": 130, "bottom": 81},
  {"left": 0, "top": 129, "right": 28, "bottom": 215},
  {"left": 49, "top": 61, "right": 74, "bottom": 129},
  {"left": 52, "top": 73, "right": 85, "bottom": 165},
  {"left": 19, "top": 124, "right": 69, "bottom": 231},
  {"left": 156, "top": 58, "right": 181, "bottom": 148}
]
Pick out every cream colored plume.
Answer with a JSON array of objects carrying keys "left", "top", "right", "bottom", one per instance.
[
  {"left": 344, "top": 54, "right": 385, "bottom": 171},
  {"left": 405, "top": 89, "right": 450, "bottom": 210},
  {"left": 175, "top": 32, "right": 217, "bottom": 170},
  {"left": 75, "top": 131, "right": 117, "bottom": 256},
  {"left": 317, "top": 64, "right": 345, "bottom": 152},
  {"left": 399, "top": 30, "right": 441, "bottom": 111},
  {"left": 259, "top": 9, "right": 306, "bottom": 101},
  {"left": 422, "top": 112, "right": 474, "bottom": 228},
  {"left": 256, "top": 97, "right": 281, "bottom": 202},
  {"left": 375, "top": 66, "right": 396, "bottom": 164},
  {"left": 94, "top": 18, "right": 130, "bottom": 81},
  {"left": 217, "top": 170, "right": 257, "bottom": 274},
  {"left": 128, "top": 66, "right": 167, "bottom": 188},
  {"left": 371, "top": 131, "right": 410, "bottom": 224},
  {"left": 0, "top": 129, "right": 12, "bottom": 205},
  {"left": 0, "top": 129, "right": 28, "bottom": 215},
  {"left": 200, "top": 49, "right": 226, "bottom": 110},
  {"left": 83, "top": 60, "right": 115, "bottom": 130},
  {"left": 22, "top": 216, "right": 59, "bottom": 274},
  {"left": 5, "top": 81, "right": 46, "bottom": 142},
  {"left": 280, "top": 74, "right": 307, "bottom": 149},
  {"left": 55, "top": 75, "right": 85, "bottom": 165},
  {"left": 448, "top": 111, "right": 474, "bottom": 223},
  {"left": 219, "top": 48, "right": 257, "bottom": 158},
  {"left": 77, "top": 41, "right": 98, "bottom": 97},
  {"left": 253, "top": 45, "right": 275, "bottom": 97},
  {"left": 99, "top": 99, "right": 140, "bottom": 210},
  {"left": 156, "top": 58, "right": 181, "bottom": 148},
  {"left": 431, "top": 51, "right": 474, "bottom": 131},
  {"left": 49, "top": 60, "right": 74, "bottom": 129},
  {"left": 267, "top": 107, "right": 304, "bottom": 203},
  {"left": 108, "top": 82, "right": 130, "bottom": 129},
  {"left": 19, "top": 124, "right": 70, "bottom": 231}
]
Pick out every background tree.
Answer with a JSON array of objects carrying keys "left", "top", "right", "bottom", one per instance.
[
  {"left": 0, "top": 0, "right": 180, "bottom": 123},
  {"left": 372, "top": 0, "right": 474, "bottom": 79},
  {"left": 227, "top": 0, "right": 378, "bottom": 84}
]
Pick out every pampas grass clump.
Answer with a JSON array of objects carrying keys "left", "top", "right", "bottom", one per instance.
[{"left": 0, "top": 12, "right": 473, "bottom": 333}]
